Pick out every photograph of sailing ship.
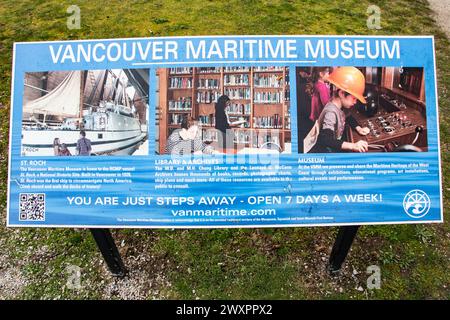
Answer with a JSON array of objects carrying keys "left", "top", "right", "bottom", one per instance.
[{"left": 21, "top": 69, "right": 149, "bottom": 156}]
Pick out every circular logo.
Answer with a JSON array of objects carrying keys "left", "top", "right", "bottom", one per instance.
[{"left": 403, "top": 190, "right": 431, "bottom": 219}]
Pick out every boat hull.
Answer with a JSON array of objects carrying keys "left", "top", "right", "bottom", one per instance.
[{"left": 21, "top": 129, "right": 147, "bottom": 156}]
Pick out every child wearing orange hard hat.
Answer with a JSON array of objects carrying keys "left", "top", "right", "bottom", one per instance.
[{"left": 311, "top": 66, "right": 370, "bottom": 153}]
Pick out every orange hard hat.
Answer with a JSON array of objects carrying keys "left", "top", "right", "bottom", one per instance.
[{"left": 327, "top": 67, "right": 366, "bottom": 104}]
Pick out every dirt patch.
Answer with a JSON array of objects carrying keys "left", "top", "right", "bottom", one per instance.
[
  {"left": 0, "top": 210, "right": 27, "bottom": 299},
  {"left": 101, "top": 255, "right": 173, "bottom": 300},
  {"left": 428, "top": 0, "right": 450, "bottom": 37},
  {"left": 101, "top": 235, "right": 173, "bottom": 300},
  {"left": 0, "top": 259, "right": 27, "bottom": 299}
]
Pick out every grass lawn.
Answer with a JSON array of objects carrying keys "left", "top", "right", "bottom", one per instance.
[{"left": 0, "top": 0, "right": 448, "bottom": 299}]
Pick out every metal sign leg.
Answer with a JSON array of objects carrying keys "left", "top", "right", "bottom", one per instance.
[
  {"left": 328, "top": 225, "right": 360, "bottom": 275},
  {"left": 90, "top": 229, "right": 127, "bottom": 277}
]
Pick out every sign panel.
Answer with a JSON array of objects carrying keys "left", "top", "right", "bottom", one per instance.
[{"left": 7, "top": 36, "right": 443, "bottom": 228}]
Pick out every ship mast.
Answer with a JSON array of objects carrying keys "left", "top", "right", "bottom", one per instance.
[
  {"left": 99, "top": 70, "right": 108, "bottom": 102},
  {"left": 79, "top": 70, "right": 86, "bottom": 128}
]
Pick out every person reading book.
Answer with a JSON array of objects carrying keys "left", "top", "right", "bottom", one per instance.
[{"left": 166, "top": 116, "right": 214, "bottom": 155}]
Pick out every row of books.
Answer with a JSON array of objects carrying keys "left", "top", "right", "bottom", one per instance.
[
  {"left": 284, "top": 116, "right": 291, "bottom": 130},
  {"left": 198, "top": 115, "right": 215, "bottom": 126},
  {"left": 285, "top": 89, "right": 290, "bottom": 101},
  {"left": 234, "top": 130, "right": 251, "bottom": 144},
  {"left": 167, "top": 96, "right": 289, "bottom": 110},
  {"left": 253, "top": 91, "right": 284, "bottom": 104},
  {"left": 169, "top": 113, "right": 185, "bottom": 125},
  {"left": 252, "top": 134, "right": 281, "bottom": 148},
  {"left": 253, "top": 66, "right": 284, "bottom": 72},
  {"left": 197, "top": 91, "right": 220, "bottom": 104},
  {"left": 223, "top": 66, "right": 250, "bottom": 72},
  {"left": 201, "top": 129, "right": 219, "bottom": 142},
  {"left": 223, "top": 74, "right": 249, "bottom": 86},
  {"left": 253, "top": 115, "right": 283, "bottom": 129},
  {"left": 198, "top": 67, "right": 221, "bottom": 73},
  {"left": 168, "top": 69, "right": 289, "bottom": 89},
  {"left": 169, "top": 67, "right": 192, "bottom": 74},
  {"left": 200, "top": 129, "right": 283, "bottom": 147},
  {"left": 227, "top": 103, "right": 251, "bottom": 115},
  {"left": 168, "top": 66, "right": 286, "bottom": 74},
  {"left": 224, "top": 88, "right": 251, "bottom": 100},
  {"left": 170, "top": 114, "right": 288, "bottom": 130},
  {"left": 170, "top": 77, "right": 192, "bottom": 88},
  {"left": 197, "top": 79, "right": 220, "bottom": 89},
  {"left": 233, "top": 131, "right": 281, "bottom": 146},
  {"left": 168, "top": 97, "right": 192, "bottom": 111},
  {"left": 253, "top": 74, "right": 283, "bottom": 88}
]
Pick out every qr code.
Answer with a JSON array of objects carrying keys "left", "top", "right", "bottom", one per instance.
[{"left": 19, "top": 193, "right": 45, "bottom": 221}]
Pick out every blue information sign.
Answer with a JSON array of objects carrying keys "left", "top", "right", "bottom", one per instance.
[{"left": 7, "top": 35, "right": 443, "bottom": 228}]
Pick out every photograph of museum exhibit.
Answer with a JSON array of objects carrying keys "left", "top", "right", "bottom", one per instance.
[
  {"left": 21, "top": 69, "right": 149, "bottom": 156},
  {"left": 156, "top": 66, "right": 291, "bottom": 155},
  {"left": 297, "top": 66, "right": 427, "bottom": 153}
]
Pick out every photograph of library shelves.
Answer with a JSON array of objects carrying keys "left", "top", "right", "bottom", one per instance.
[{"left": 156, "top": 66, "right": 291, "bottom": 155}]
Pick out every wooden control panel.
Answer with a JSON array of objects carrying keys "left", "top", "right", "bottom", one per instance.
[{"left": 348, "top": 107, "right": 427, "bottom": 149}]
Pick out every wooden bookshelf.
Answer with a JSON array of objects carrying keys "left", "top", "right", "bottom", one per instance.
[{"left": 158, "top": 67, "right": 291, "bottom": 153}]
